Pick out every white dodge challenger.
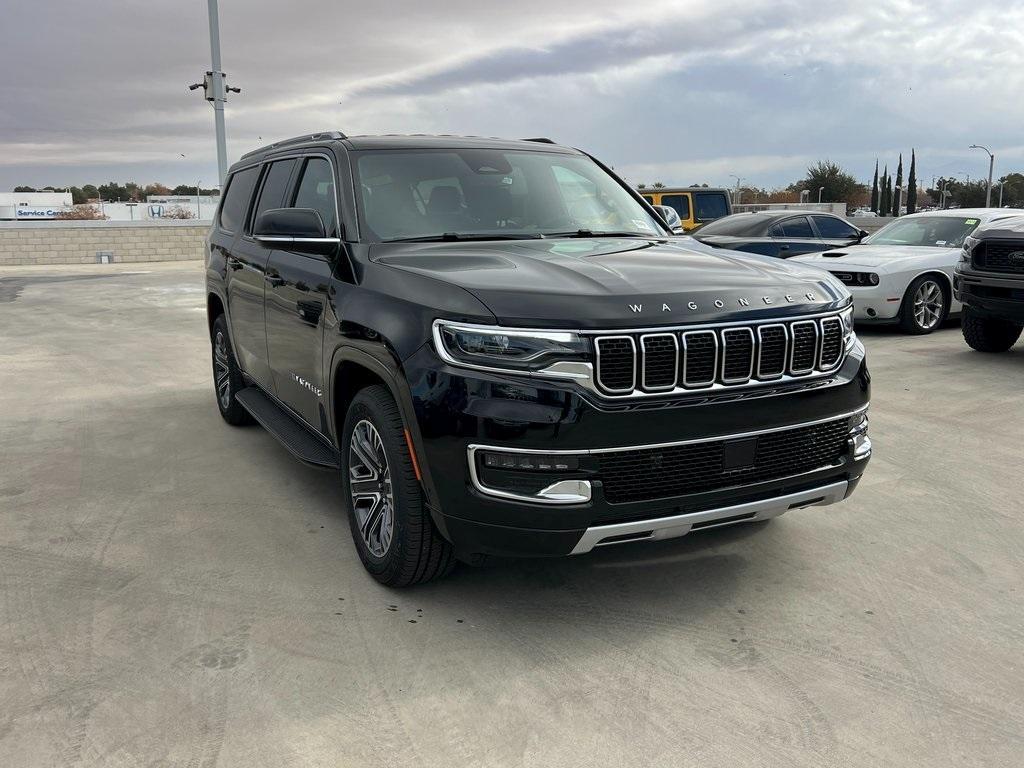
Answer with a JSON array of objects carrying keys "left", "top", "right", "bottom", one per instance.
[{"left": 793, "top": 208, "right": 1021, "bottom": 334}]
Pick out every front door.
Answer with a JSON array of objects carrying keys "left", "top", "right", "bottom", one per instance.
[{"left": 265, "top": 156, "right": 340, "bottom": 429}]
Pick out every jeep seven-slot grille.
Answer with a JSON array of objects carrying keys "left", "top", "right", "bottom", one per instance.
[
  {"left": 592, "top": 313, "right": 846, "bottom": 396},
  {"left": 972, "top": 241, "right": 1024, "bottom": 274},
  {"left": 597, "top": 417, "right": 850, "bottom": 504}
]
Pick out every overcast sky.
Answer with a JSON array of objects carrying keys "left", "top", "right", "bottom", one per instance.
[{"left": 2, "top": 0, "right": 1022, "bottom": 192}]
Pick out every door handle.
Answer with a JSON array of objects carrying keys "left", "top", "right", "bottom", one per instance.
[
  {"left": 228, "top": 256, "right": 244, "bottom": 271},
  {"left": 266, "top": 275, "right": 286, "bottom": 287}
]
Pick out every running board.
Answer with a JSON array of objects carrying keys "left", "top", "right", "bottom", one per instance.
[{"left": 235, "top": 387, "right": 340, "bottom": 469}]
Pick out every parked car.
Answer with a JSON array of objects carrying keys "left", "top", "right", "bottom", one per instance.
[
  {"left": 954, "top": 215, "right": 1024, "bottom": 351},
  {"left": 793, "top": 208, "right": 1021, "bottom": 334},
  {"left": 851, "top": 208, "right": 878, "bottom": 218},
  {"left": 639, "top": 187, "right": 732, "bottom": 231},
  {"left": 693, "top": 210, "right": 868, "bottom": 258},
  {"left": 206, "top": 131, "right": 870, "bottom": 586}
]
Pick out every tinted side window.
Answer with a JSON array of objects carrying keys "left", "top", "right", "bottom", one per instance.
[
  {"left": 661, "top": 194, "right": 691, "bottom": 220},
  {"left": 694, "top": 192, "right": 729, "bottom": 221},
  {"left": 780, "top": 216, "right": 813, "bottom": 237},
  {"left": 250, "top": 159, "right": 296, "bottom": 232},
  {"left": 292, "top": 157, "right": 338, "bottom": 237},
  {"left": 812, "top": 215, "right": 859, "bottom": 238},
  {"left": 218, "top": 166, "right": 259, "bottom": 233}
]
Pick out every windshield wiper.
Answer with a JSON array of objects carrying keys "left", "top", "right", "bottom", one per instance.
[
  {"left": 548, "top": 229, "right": 660, "bottom": 239},
  {"left": 383, "top": 232, "right": 544, "bottom": 243}
]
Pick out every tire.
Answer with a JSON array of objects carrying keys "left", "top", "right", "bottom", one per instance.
[
  {"left": 961, "top": 307, "right": 1023, "bottom": 353},
  {"left": 211, "top": 315, "right": 254, "bottom": 426},
  {"left": 341, "top": 385, "right": 455, "bottom": 587},
  {"left": 899, "top": 275, "right": 948, "bottom": 334}
]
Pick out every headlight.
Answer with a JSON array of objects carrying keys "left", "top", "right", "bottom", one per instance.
[
  {"left": 840, "top": 305, "right": 856, "bottom": 349},
  {"left": 434, "top": 320, "right": 589, "bottom": 372},
  {"left": 960, "top": 235, "right": 978, "bottom": 265}
]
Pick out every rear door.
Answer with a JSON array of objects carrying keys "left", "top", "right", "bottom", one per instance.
[
  {"left": 225, "top": 158, "right": 297, "bottom": 389},
  {"left": 264, "top": 154, "right": 339, "bottom": 429},
  {"left": 770, "top": 215, "right": 826, "bottom": 257}
]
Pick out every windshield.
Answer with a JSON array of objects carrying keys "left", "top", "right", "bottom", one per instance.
[
  {"left": 353, "top": 149, "right": 664, "bottom": 242},
  {"left": 865, "top": 215, "right": 981, "bottom": 248}
]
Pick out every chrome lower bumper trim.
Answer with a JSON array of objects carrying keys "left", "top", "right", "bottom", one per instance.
[{"left": 569, "top": 480, "right": 850, "bottom": 555}]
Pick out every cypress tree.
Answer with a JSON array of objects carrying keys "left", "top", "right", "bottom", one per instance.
[
  {"left": 880, "top": 166, "right": 889, "bottom": 214},
  {"left": 870, "top": 160, "right": 879, "bottom": 213},
  {"left": 892, "top": 154, "right": 903, "bottom": 217},
  {"left": 907, "top": 150, "right": 917, "bottom": 214}
]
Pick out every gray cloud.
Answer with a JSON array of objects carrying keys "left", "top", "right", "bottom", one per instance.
[{"left": 1, "top": 0, "right": 1022, "bottom": 190}]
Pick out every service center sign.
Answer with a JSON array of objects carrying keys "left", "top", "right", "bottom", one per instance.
[{"left": 16, "top": 207, "right": 67, "bottom": 219}]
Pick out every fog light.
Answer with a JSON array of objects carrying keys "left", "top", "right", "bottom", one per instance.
[
  {"left": 481, "top": 451, "right": 579, "bottom": 472},
  {"left": 848, "top": 411, "right": 871, "bottom": 460}
]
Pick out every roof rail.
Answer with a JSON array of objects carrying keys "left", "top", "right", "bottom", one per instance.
[
  {"left": 240, "top": 131, "right": 347, "bottom": 160},
  {"left": 521, "top": 137, "right": 556, "bottom": 144}
]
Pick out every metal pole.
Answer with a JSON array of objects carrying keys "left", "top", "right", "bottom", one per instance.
[
  {"left": 196, "top": 181, "right": 202, "bottom": 218},
  {"left": 998, "top": 181, "right": 1004, "bottom": 207},
  {"left": 207, "top": 0, "right": 228, "bottom": 186},
  {"left": 818, "top": 186, "right": 824, "bottom": 203},
  {"left": 986, "top": 153, "right": 994, "bottom": 207}
]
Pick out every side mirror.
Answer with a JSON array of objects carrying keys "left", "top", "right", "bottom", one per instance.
[
  {"left": 857, "top": 229, "right": 869, "bottom": 240},
  {"left": 253, "top": 208, "right": 339, "bottom": 255},
  {"left": 652, "top": 204, "right": 682, "bottom": 233}
]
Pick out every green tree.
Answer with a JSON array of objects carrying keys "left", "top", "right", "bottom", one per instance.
[
  {"left": 996, "top": 172, "right": 1024, "bottom": 207},
  {"left": 906, "top": 150, "right": 917, "bottom": 214},
  {"left": 879, "top": 166, "right": 889, "bottom": 214},
  {"left": 69, "top": 186, "right": 87, "bottom": 205},
  {"left": 98, "top": 181, "right": 127, "bottom": 201},
  {"left": 82, "top": 184, "right": 99, "bottom": 201},
  {"left": 13, "top": 185, "right": 37, "bottom": 192},
  {"left": 870, "top": 160, "right": 879, "bottom": 213},
  {"left": 789, "top": 160, "right": 866, "bottom": 205},
  {"left": 891, "top": 154, "right": 903, "bottom": 217}
]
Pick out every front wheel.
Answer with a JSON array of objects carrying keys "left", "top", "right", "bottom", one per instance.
[
  {"left": 341, "top": 386, "right": 455, "bottom": 587},
  {"left": 899, "top": 275, "right": 947, "bottom": 334},
  {"left": 961, "top": 307, "right": 1023, "bottom": 353}
]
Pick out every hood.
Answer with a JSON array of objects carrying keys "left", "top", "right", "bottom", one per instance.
[
  {"left": 792, "top": 243, "right": 955, "bottom": 269},
  {"left": 371, "top": 238, "right": 848, "bottom": 328}
]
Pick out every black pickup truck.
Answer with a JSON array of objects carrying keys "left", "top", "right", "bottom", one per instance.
[
  {"left": 955, "top": 216, "right": 1024, "bottom": 352},
  {"left": 205, "top": 132, "right": 872, "bottom": 586}
]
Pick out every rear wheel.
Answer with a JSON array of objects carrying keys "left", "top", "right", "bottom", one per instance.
[
  {"left": 211, "top": 315, "right": 253, "bottom": 425},
  {"left": 899, "top": 275, "right": 947, "bottom": 334},
  {"left": 341, "top": 385, "right": 455, "bottom": 586},
  {"left": 961, "top": 307, "right": 1023, "bottom": 353}
]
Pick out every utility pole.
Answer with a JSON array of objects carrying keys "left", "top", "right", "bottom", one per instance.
[
  {"left": 189, "top": 0, "right": 241, "bottom": 186},
  {"left": 969, "top": 144, "right": 994, "bottom": 207},
  {"left": 818, "top": 186, "right": 825, "bottom": 203},
  {"left": 196, "top": 181, "right": 202, "bottom": 218},
  {"left": 729, "top": 175, "right": 743, "bottom": 206}
]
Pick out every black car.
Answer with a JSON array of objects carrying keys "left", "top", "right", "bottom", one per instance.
[
  {"left": 205, "top": 132, "right": 872, "bottom": 586},
  {"left": 955, "top": 215, "right": 1024, "bottom": 352},
  {"left": 694, "top": 211, "right": 868, "bottom": 258}
]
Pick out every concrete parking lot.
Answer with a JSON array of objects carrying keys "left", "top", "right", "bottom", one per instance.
[{"left": 1, "top": 261, "right": 1022, "bottom": 767}]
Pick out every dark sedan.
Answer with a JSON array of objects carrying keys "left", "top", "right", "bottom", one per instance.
[{"left": 694, "top": 211, "right": 868, "bottom": 258}]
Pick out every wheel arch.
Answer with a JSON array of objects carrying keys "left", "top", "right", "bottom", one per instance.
[
  {"left": 207, "top": 291, "right": 226, "bottom": 336},
  {"left": 328, "top": 343, "right": 440, "bottom": 509},
  {"left": 902, "top": 269, "right": 954, "bottom": 320}
]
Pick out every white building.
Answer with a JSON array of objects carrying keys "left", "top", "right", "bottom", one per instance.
[{"left": 0, "top": 191, "right": 73, "bottom": 220}]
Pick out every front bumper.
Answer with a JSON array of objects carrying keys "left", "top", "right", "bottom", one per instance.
[
  {"left": 845, "top": 282, "right": 902, "bottom": 322},
  {"left": 955, "top": 269, "right": 1024, "bottom": 323},
  {"left": 407, "top": 339, "right": 872, "bottom": 559}
]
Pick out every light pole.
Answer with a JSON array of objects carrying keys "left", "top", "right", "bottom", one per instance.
[
  {"left": 196, "top": 181, "right": 202, "bottom": 218},
  {"left": 895, "top": 186, "right": 903, "bottom": 216},
  {"left": 969, "top": 144, "right": 994, "bottom": 207},
  {"left": 998, "top": 180, "right": 1005, "bottom": 207},
  {"left": 729, "top": 175, "right": 743, "bottom": 205},
  {"left": 189, "top": 0, "right": 241, "bottom": 186},
  {"left": 817, "top": 186, "right": 825, "bottom": 203}
]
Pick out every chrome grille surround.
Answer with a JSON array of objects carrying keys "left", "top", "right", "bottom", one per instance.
[
  {"left": 639, "top": 333, "right": 679, "bottom": 391},
  {"left": 583, "top": 309, "right": 852, "bottom": 399},
  {"left": 593, "top": 336, "right": 636, "bottom": 394}
]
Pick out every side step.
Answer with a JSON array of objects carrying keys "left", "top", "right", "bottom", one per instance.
[{"left": 235, "top": 387, "right": 340, "bottom": 469}]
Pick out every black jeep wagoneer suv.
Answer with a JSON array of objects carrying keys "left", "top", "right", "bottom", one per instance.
[{"left": 205, "top": 132, "right": 871, "bottom": 586}]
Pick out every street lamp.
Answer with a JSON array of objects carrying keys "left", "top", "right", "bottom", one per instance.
[
  {"left": 817, "top": 186, "right": 825, "bottom": 203},
  {"left": 969, "top": 144, "right": 995, "bottom": 207},
  {"left": 895, "top": 186, "right": 903, "bottom": 217},
  {"left": 729, "top": 174, "right": 744, "bottom": 205},
  {"left": 998, "top": 180, "right": 1005, "bottom": 207},
  {"left": 196, "top": 181, "right": 202, "bottom": 218},
  {"left": 188, "top": 0, "right": 241, "bottom": 186}
]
